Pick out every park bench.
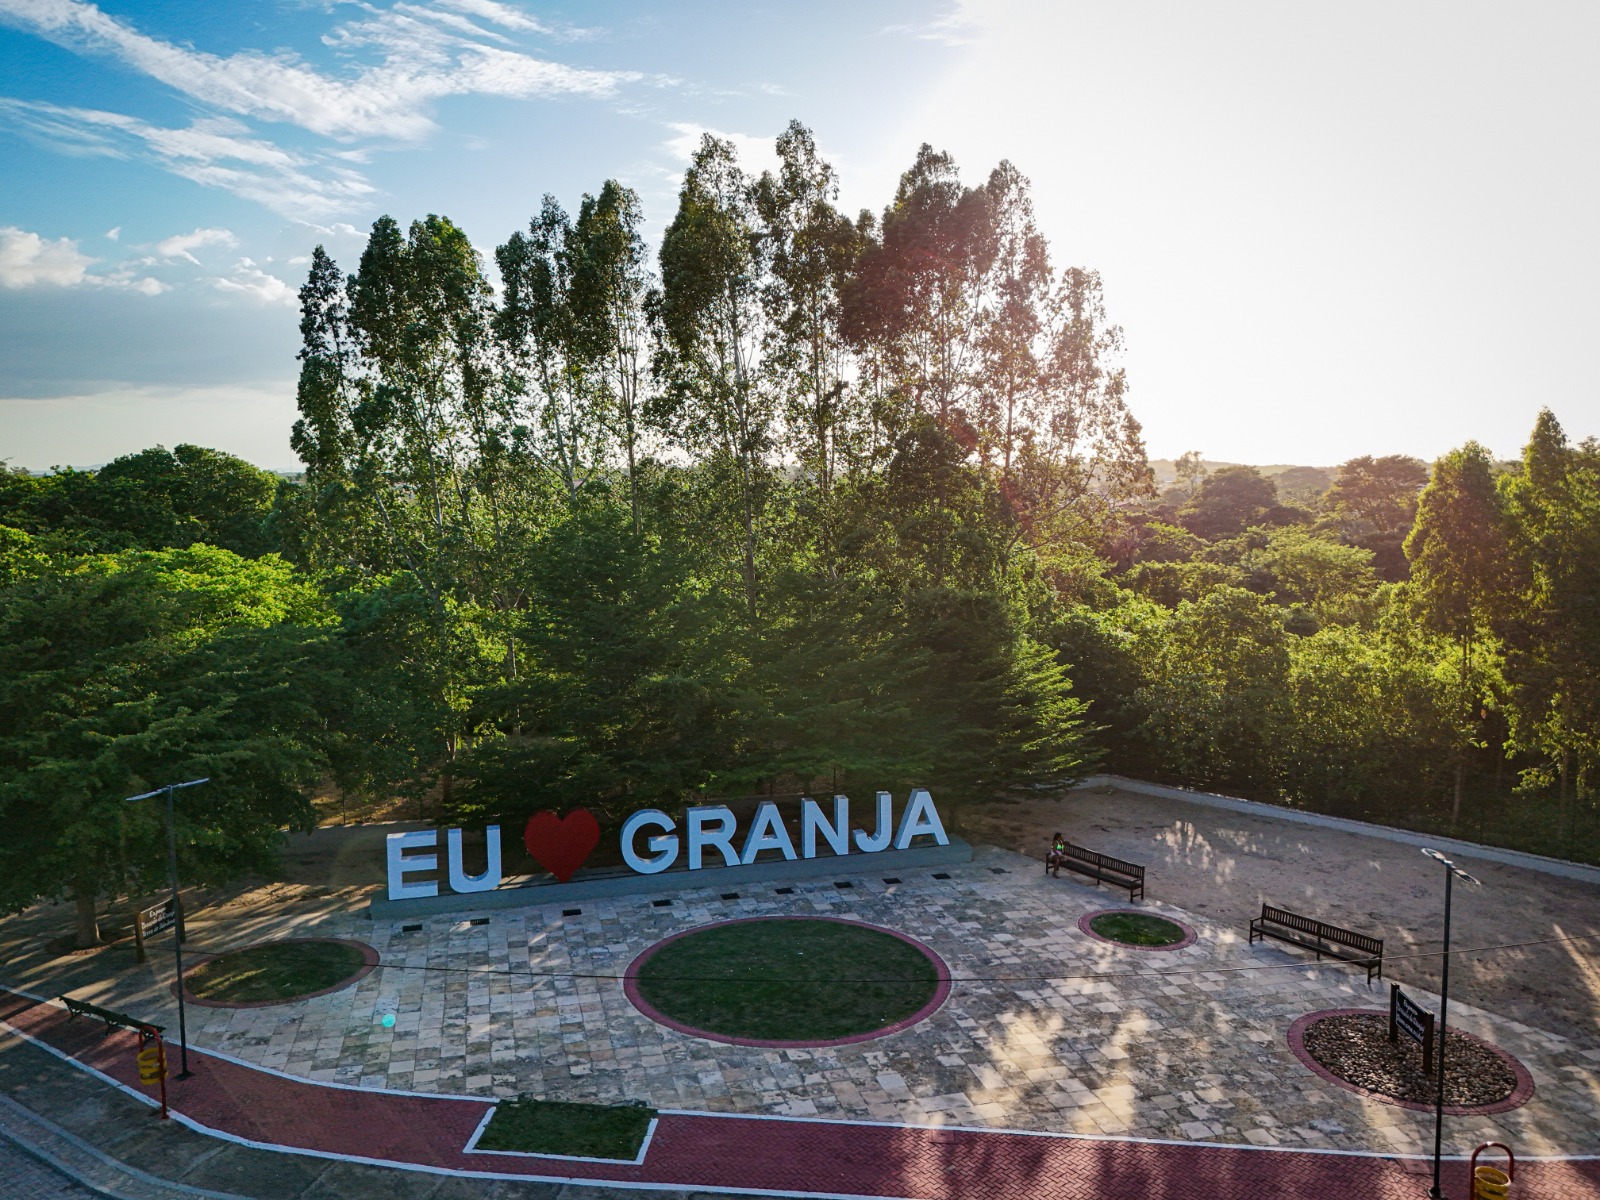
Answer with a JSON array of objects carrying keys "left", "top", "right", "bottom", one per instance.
[
  {"left": 1248, "top": 904, "right": 1383, "bottom": 982},
  {"left": 61, "top": 994, "right": 163, "bottom": 1036},
  {"left": 1049, "top": 843, "right": 1145, "bottom": 902}
]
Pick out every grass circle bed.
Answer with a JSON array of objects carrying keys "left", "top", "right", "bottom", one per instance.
[
  {"left": 624, "top": 917, "right": 949, "bottom": 1047},
  {"left": 1078, "top": 909, "right": 1196, "bottom": 950},
  {"left": 182, "top": 938, "right": 377, "bottom": 1007}
]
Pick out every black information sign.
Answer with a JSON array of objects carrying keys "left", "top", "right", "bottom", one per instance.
[
  {"left": 1389, "top": 983, "right": 1435, "bottom": 1076},
  {"left": 131, "top": 896, "right": 184, "bottom": 962},
  {"left": 141, "top": 898, "right": 177, "bottom": 937}
]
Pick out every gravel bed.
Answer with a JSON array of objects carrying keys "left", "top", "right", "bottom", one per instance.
[{"left": 1301, "top": 1013, "right": 1516, "bottom": 1107}]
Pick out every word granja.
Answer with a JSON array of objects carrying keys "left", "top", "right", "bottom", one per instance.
[{"left": 386, "top": 790, "right": 948, "bottom": 901}]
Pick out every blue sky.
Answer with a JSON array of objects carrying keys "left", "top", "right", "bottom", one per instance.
[{"left": 2, "top": 1, "right": 1597, "bottom": 470}]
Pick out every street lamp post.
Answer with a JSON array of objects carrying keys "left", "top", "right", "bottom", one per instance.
[
  {"left": 1421, "top": 847, "right": 1480, "bottom": 1200},
  {"left": 126, "top": 778, "right": 208, "bottom": 1080}
]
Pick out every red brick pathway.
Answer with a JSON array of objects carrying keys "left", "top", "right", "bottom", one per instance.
[{"left": 4, "top": 989, "right": 1597, "bottom": 1199}]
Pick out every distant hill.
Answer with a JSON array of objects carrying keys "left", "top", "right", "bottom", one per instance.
[
  {"left": 1148, "top": 459, "right": 1334, "bottom": 484},
  {"left": 1149, "top": 459, "right": 1337, "bottom": 507}
]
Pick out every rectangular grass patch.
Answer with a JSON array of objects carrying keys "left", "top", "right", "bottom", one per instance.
[{"left": 473, "top": 1097, "right": 656, "bottom": 1161}]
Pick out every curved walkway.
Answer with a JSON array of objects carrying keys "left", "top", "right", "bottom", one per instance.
[
  {"left": 0, "top": 1139, "right": 103, "bottom": 1200},
  {"left": 5, "top": 988, "right": 1597, "bottom": 1200}
]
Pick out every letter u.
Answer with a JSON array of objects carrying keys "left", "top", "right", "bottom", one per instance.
[{"left": 447, "top": 826, "right": 502, "bottom": 893}]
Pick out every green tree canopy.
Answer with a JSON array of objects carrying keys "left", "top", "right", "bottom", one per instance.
[
  {"left": 1244, "top": 527, "right": 1378, "bottom": 617},
  {"left": 1496, "top": 410, "right": 1600, "bottom": 843},
  {"left": 0, "top": 546, "right": 333, "bottom": 945},
  {"left": 1134, "top": 586, "right": 1290, "bottom": 791},
  {"left": 1325, "top": 454, "right": 1429, "bottom": 535},
  {"left": 0, "top": 446, "right": 281, "bottom": 556},
  {"left": 1178, "top": 465, "right": 1280, "bottom": 540},
  {"left": 1403, "top": 440, "right": 1519, "bottom": 820}
]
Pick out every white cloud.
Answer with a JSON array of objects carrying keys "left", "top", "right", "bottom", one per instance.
[
  {"left": 0, "top": 0, "right": 638, "bottom": 142},
  {"left": 434, "top": 0, "right": 551, "bottom": 35},
  {"left": 104, "top": 225, "right": 120, "bottom": 240},
  {"left": 0, "top": 224, "right": 169, "bottom": 293},
  {"left": 432, "top": 0, "right": 594, "bottom": 40},
  {"left": 212, "top": 263, "right": 297, "bottom": 307},
  {"left": 0, "top": 100, "right": 379, "bottom": 218},
  {"left": 883, "top": 1, "right": 986, "bottom": 46},
  {"left": 0, "top": 225, "right": 94, "bottom": 287},
  {"left": 0, "top": 0, "right": 644, "bottom": 219},
  {"left": 394, "top": 3, "right": 512, "bottom": 45},
  {"left": 153, "top": 226, "right": 236, "bottom": 264},
  {"left": 664, "top": 122, "right": 781, "bottom": 175}
]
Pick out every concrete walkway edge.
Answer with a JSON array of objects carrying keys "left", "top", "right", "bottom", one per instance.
[{"left": 0, "top": 1091, "right": 249, "bottom": 1200}]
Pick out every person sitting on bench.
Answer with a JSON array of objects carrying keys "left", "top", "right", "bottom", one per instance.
[{"left": 1046, "top": 832, "right": 1068, "bottom": 877}]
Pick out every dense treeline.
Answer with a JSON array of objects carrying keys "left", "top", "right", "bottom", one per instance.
[{"left": 3, "top": 122, "right": 1597, "bottom": 946}]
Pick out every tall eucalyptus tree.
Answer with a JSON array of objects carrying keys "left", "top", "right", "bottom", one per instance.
[
  {"left": 1405, "top": 441, "right": 1519, "bottom": 822},
  {"left": 496, "top": 198, "right": 609, "bottom": 502},
  {"left": 1022, "top": 265, "right": 1154, "bottom": 539},
  {"left": 571, "top": 181, "right": 656, "bottom": 533},
  {"left": 656, "top": 134, "right": 777, "bottom": 618},
  {"left": 295, "top": 215, "right": 516, "bottom": 806},
  {"left": 973, "top": 159, "right": 1050, "bottom": 482},
  {"left": 843, "top": 145, "right": 997, "bottom": 438},
  {"left": 1498, "top": 410, "right": 1600, "bottom": 845},
  {"left": 755, "top": 121, "right": 863, "bottom": 502},
  {"left": 342, "top": 214, "right": 510, "bottom": 601},
  {"left": 843, "top": 149, "right": 1151, "bottom": 571}
]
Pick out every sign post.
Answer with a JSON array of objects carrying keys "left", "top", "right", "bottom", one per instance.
[
  {"left": 125, "top": 777, "right": 208, "bottom": 1080},
  {"left": 1389, "top": 982, "right": 1436, "bottom": 1077},
  {"left": 1420, "top": 847, "right": 1482, "bottom": 1200}
]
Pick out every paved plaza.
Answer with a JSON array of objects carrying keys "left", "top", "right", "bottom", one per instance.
[{"left": 8, "top": 843, "right": 1599, "bottom": 1165}]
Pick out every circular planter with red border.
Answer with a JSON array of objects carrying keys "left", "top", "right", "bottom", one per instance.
[
  {"left": 1076, "top": 908, "right": 1198, "bottom": 952},
  {"left": 1286, "top": 1008, "right": 1534, "bottom": 1115},
  {"left": 623, "top": 916, "right": 951, "bottom": 1048},
  {"left": 174, "top": 937, "right": 379, "bottom": 1009}
]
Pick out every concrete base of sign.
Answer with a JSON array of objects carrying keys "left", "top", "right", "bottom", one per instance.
[{"left": 367, "top": 837, "right": 976, "bottom": 921}]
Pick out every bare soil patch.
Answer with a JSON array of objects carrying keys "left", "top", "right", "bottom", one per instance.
[{"left": 1301, "top": 1012, "right": 1516, "bottom": 1107}]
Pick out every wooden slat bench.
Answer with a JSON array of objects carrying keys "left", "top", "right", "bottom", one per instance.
[
  {"left": 1049, "top": 843, "right": 1145, "bottom": 902},
  {"left": 61, "top": 995, "right": 163, "bottom": 1036},
  {"left": 1248, "top": 904, "right": 1383, "bottom": 982}
]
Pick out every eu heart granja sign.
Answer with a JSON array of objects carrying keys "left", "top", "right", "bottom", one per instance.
[{"left": 367, "top": 790, "right": 973, "bottom": 919}]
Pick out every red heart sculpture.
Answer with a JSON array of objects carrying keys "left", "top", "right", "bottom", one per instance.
[{"left": 523, "top": 809, "right": 600, "bottom": 883}]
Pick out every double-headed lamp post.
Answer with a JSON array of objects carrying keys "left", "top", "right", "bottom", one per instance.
[
  {"left": 125, "top": 778, "right": 208, "bottom": 1079},
  {"left": 1420, "top": 847, "right": 1481, "bottom": 1200}
]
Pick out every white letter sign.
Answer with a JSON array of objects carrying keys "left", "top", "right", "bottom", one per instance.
[
  {"left": 741, "top": 801, "right": 799, "bottom": 864},
  {"left": 894, "top": 788, "right": 950, "bottom": 849},
  {"left": 853, "top": 791, "right": 894, "bottom": 853},
  {"left": 686, "top": 805, "right": 740, "bottom": 870},
  {"left": 446, "top": 825, "right": 502, "bottom": 893},
  {"left": 383, "top": 788, "right": 953, "bottom": 900},
  {"left": 801, "top": 796, "right": 850, "bottom": 858},
  {"left": 621, "top": 809, "right": 679, "bottom": 874},
  {"left": 386, "top": 830, "right": 439, "bottom": 900}
]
